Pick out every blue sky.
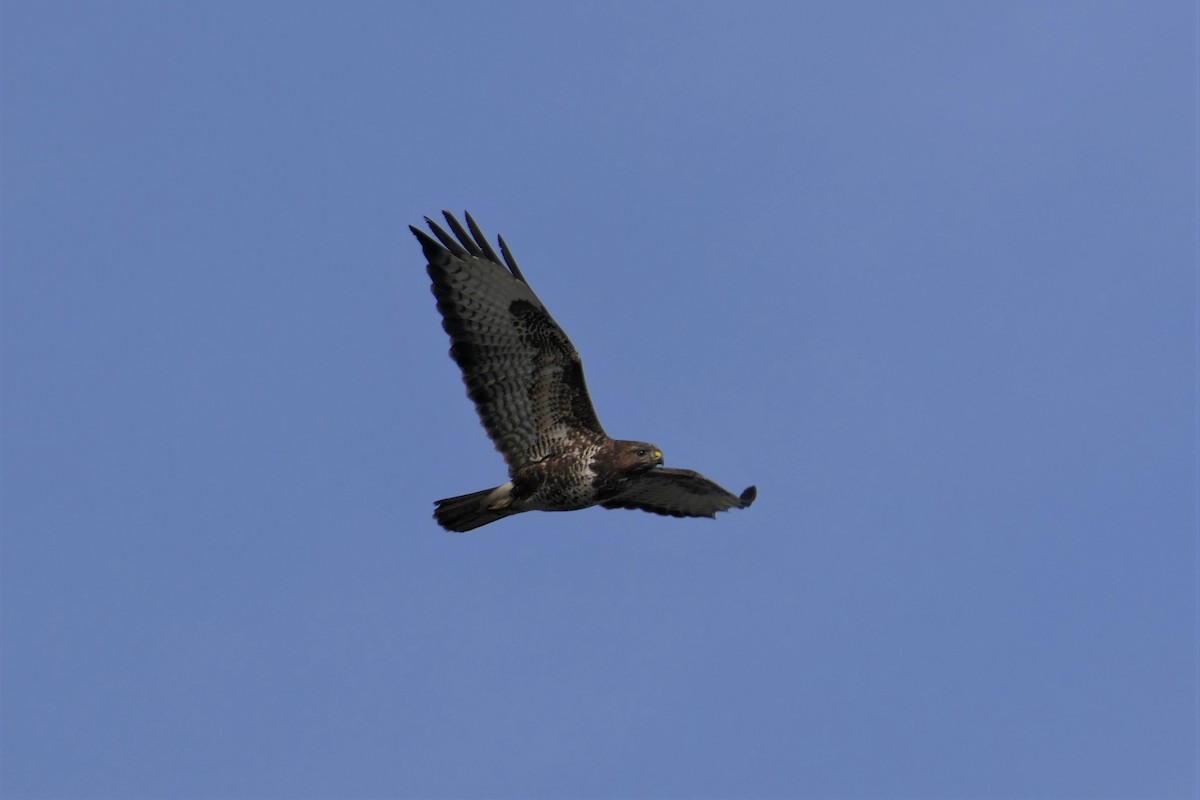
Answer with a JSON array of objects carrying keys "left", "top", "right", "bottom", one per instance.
[{"left": 2, "top": 1, "right": 1196, "bottom": 798}]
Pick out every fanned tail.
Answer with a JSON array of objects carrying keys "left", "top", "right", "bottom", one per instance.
[{"left": 433, "top": 484, "right": 518, "bottom": 532}]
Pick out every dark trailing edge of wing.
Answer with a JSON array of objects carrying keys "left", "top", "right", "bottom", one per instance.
[{"left": 409, "top": 211, "right": 528, "bottom": 284}]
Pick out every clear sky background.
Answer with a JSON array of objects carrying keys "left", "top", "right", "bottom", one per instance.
[{"left": 2, "top": 2, "right": 1196, "bottom": 798}]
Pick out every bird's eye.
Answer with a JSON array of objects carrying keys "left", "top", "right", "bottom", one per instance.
[{"left": 636, "top": 448, "right": 646, "bottom": 457}]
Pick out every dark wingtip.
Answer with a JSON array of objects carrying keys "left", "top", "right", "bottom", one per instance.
[
  {"left": 441, "top": 211, "right": 485, "bottom": 258},
  {"left": 496, "top": 233, "right": 528, "bottom": 283},
  {"left": 463, "top": 211, "right": 503, "bottom": 264},
  {"left": 423, "top": 216, "right": 470, "bottom": 258},
  {"left": 739, "top": 486, "right": 757, "bottom": 507},
  {"left": 409, "top": 224, "right": 444, "bottom": 261}
]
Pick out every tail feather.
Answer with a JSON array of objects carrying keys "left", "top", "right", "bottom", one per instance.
[{"left": 433, "top": 484, "right": 518, "bottom": 532}]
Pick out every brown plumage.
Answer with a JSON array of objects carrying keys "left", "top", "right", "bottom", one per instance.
[{"left": 412, "top": 211, "right": 756, "bottom": 532}]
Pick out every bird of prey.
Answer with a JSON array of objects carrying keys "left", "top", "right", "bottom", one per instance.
[{"left": 411, "top": 211, "right": 756, "bottom": 532}]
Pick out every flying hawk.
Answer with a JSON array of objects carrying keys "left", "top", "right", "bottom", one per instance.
[{"left": 412, "top": 211, "right": 756, "bottom": 532}]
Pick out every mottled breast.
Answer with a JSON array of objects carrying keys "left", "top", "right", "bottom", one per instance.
[{"left": 512, "top": 444, "right": 606, "bottom": 511}]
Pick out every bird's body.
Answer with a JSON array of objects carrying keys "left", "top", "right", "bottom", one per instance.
[{"left": 412, "top": 211, "right": 755, "bottom": 532}]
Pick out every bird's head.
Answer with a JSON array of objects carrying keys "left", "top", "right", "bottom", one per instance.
[{"left": 613, "top": 440, "right": 664, "bottom": 473}]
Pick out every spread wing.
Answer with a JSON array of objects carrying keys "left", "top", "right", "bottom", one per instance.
[
  {"left": 601, "top": 467, "right": 757, "bottom": 519},
  {"left": 412, "top": 211, "right": 606, "bottom": 470}
]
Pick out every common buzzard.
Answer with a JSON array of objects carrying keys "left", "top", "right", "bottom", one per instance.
[{"left": 412, "top": 211, "right": 756, "bottom": 532}]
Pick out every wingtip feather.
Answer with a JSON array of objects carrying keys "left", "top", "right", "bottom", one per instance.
[
  {"left": 442, "top": 211, "right": 485, "bottom": 258},
  {"left": 464, "top": 211, "right": 503, "bottom": 264},
  {"left": 424, "top": 217, "right": 469, "bottom": 258},
  {"left": 496, "top": 233, "right": 528, "bottom": 283},
  {"left": 410, "top": 225, "right": 446, "bottom": 262}
]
